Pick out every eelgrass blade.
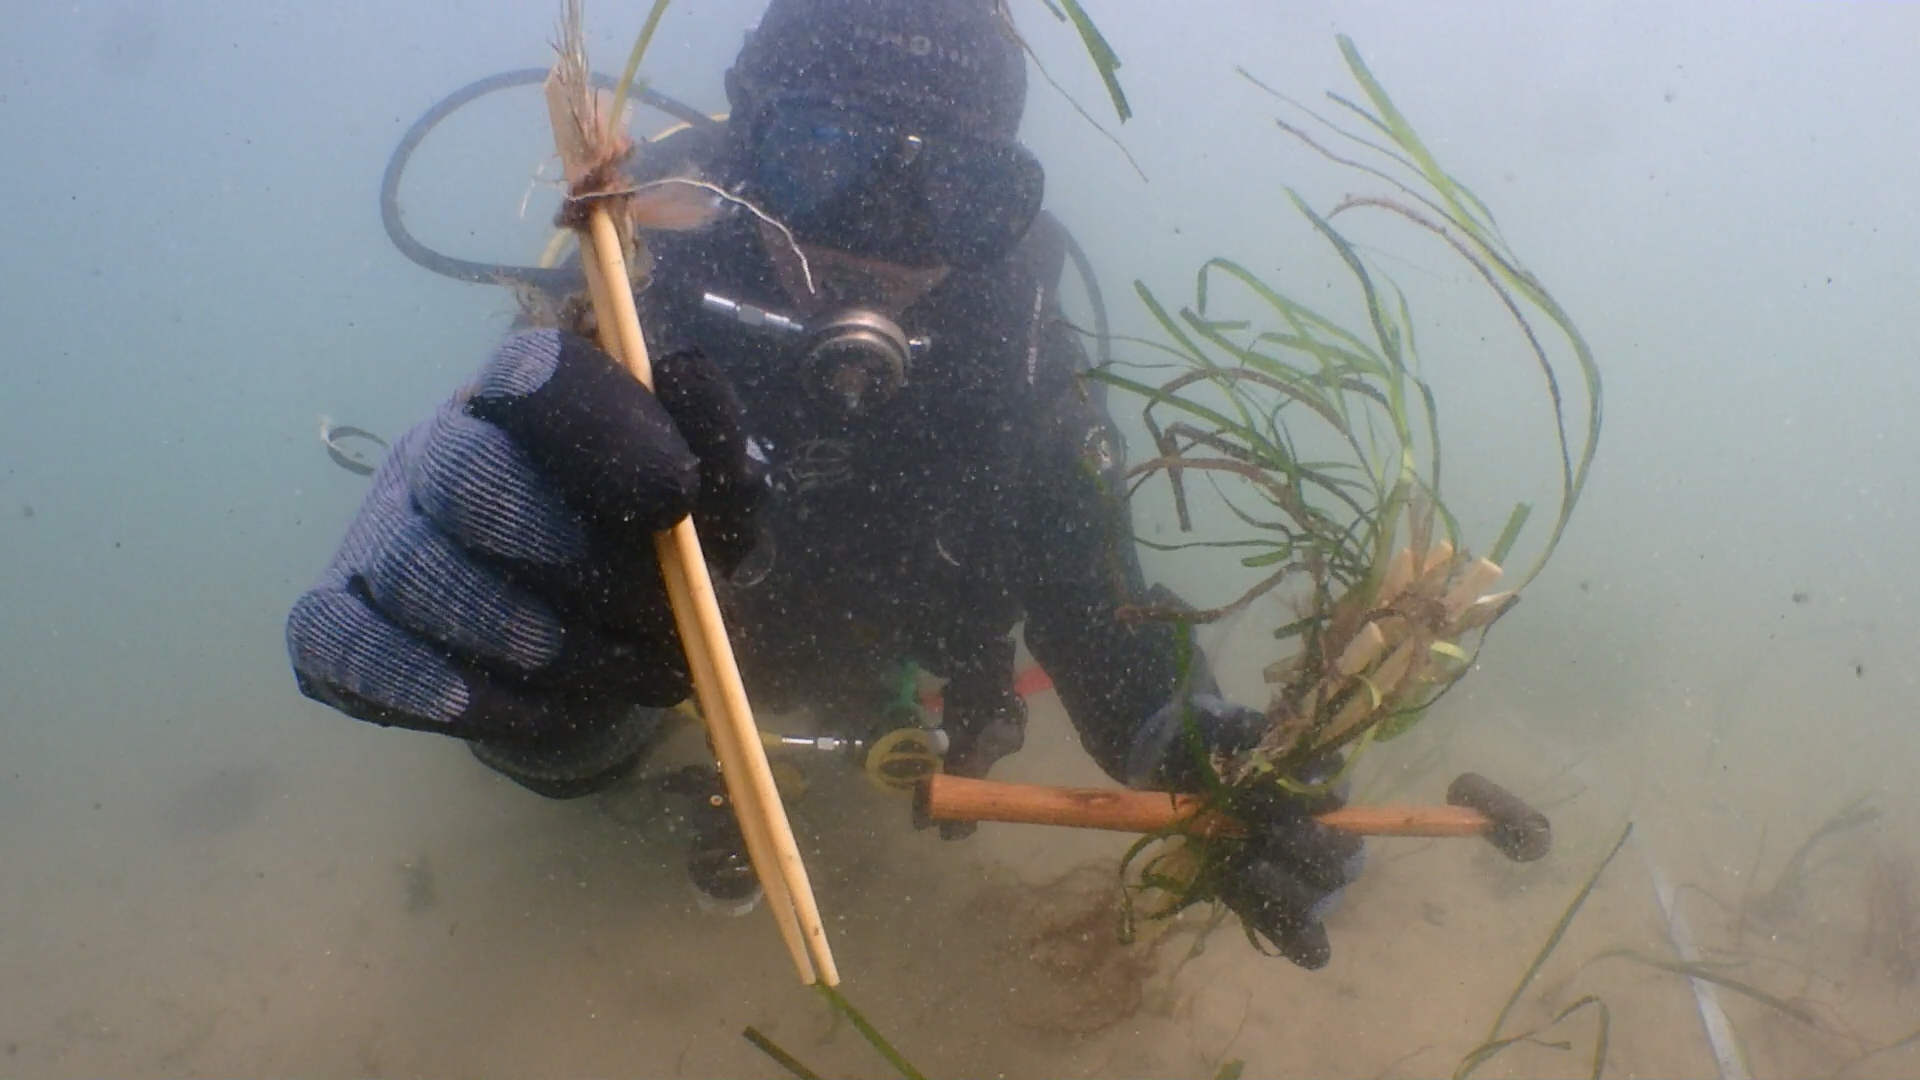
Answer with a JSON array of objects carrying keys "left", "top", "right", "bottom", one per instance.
[
  {"left": 1489, "top": 503, "right": 1532, "bottom": 567},
  {"left": 1134, "top": 281, "right": 1212, "bottom": 366},
  {"left": 1240, "top": 547, "right": 1292, "bottom": 569},
  {"left": 1587, "top": 949, "right": 1821, "bottom": 1026},
  {"left": 1332, "top": 193, "right": 1598, "bottom": 589},
  {"left": 1270, "top": 612, "right": 1326, "bottom": 643},
  {"left": 1238, "top": 67, "right": 1438, "bottom": 207},
  {"left": 1459, "top": 823, "right": 1633, "bottom": 1079},
  {"left": 1336, "top": 36, "right": 1486, "bottom": 242},
  {"left": 1050, "top": 0, "right": 1131, "bottom": 121},
  {"left": 817, "top": 984, "right": 926, "bottom": 1080},
  {"left": 607, "top": 0, "right": 674, "bottom": 142},
  {"left": 1284, "top": 192, "right": 1419, "bottom": 468},
  {"left": 1199, "top": 257, "right": 1392, "bottom": 380},
  {"left": 1135, "top": 536, "right": 1284, "bottom": 554},
  {"left": 1391, "top": 281, "right": 1448, "bottom": 507},
  {"left": 1371, "top": 703, "right": 1428, "bottom": 742},
  {"left": 1254, "top": 36, "right": 1602, "bottom": 593},
  {"left": 742, "top": 1026, "right": 825, "bottom": 1080},
  {"left": 1092, "top": 329, "right": 1196, "bottom": 368},
  {"left": 1178, "top": 319, "right": 1362, "bottom": 444},
  {"left": 1085, "top": 370, "right": 1244, "bottom": 438},
  {"left": 1329, "top": 38, "right": 1604, "bottom": 586},
  {"left": 1454, "top": 995, "right": 1610, "bottom": 1080},
  {"left": 1008, "top": 2, "right": 1146, "bottom": 181}
]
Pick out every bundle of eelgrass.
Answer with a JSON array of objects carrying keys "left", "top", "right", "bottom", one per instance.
[{"left": 1098, "top": 38, "right": 1602, "bottom": 934}]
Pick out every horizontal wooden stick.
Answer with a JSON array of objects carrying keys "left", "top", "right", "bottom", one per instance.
[{"left": 916, "top": 773, "right": 1493, "bottom": 840}]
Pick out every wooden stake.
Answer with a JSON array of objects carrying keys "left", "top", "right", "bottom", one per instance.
[
  {"left": 541, "top": 33, "right": 837, "bottom": 986},
  {"left": 916, "top": 773, "right": 1495, "bottom": 840}
]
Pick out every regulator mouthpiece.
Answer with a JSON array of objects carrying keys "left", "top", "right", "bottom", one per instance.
[{"left": 702, "top": 292, "right": 929, "bottom": 415}]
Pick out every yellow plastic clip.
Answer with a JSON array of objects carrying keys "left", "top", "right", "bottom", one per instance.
[{"left": 863, "top": 729, "right": 944, "bottom": 794}]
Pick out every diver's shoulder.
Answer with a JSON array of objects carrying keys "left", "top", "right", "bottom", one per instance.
[{"left": 1016, "top": 211, "right": 1071, "bottom": 282}]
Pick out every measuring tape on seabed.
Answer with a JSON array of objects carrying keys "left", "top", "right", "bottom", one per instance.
[
  {"left": 1486, "top": 712, "right": 1749, "bottom": 1080},
  {"left": 1642, "top": 842, "right": 1751, "bottom": 1079}
]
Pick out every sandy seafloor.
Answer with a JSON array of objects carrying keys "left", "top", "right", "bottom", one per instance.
[{"left": 4, "top": 626, "right": 1914, "bottom": 1079}]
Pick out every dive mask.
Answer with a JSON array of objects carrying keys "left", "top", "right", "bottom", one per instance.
[{"left": 748, "top": 96, "right": 1044, "bottom": 269}]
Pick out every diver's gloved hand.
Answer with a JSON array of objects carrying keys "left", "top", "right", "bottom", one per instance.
[
  {"left": 286, "top": 328, "right": 762, "bottom": 747},
  {"left": 1213, "top": 753, "right": 1365, "bottom": 970},
  {"left": 1127, "top": 694, "right": 1366, "bottom": 970}
]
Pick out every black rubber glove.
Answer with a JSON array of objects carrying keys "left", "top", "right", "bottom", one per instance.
[
  {"left": 1212, "top": 752, "right": 1364, "bottom": 969},
  {"left": 1130, "top": 694, "right": 1365, "bottom": 970},
  {"left": 285, "top": 329, "right": 760, "bottom": 748}
]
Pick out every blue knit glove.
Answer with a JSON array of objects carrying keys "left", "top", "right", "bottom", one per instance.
[
  {"left": 286, "top": 329, "right": 760, "bottom": 748},
  {"left": 1128, "top": 693, "right": 1365, "bottom": 970}
]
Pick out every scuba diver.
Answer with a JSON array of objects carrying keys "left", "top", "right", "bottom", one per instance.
[{"left": 285, "top": 0, "right": 1362, "bottom": 968}]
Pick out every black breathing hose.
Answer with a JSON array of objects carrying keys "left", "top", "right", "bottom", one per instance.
[
  {"left": 1056, "top": 225, "right": 1111, "bottom": 372},
  {"left": 379, "top": 68, "right": 717, "bottom": 292},
  {"left": 380, "top": 69, "right": 1110, "bottom": 368}
]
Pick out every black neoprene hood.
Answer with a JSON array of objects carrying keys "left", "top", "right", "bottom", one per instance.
[{"left": 729, "top": 0, "right": 1029, "bottom": 138}]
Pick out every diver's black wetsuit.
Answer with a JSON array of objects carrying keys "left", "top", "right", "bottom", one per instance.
[
  {"left": 288, "top": 0, "right": 1360, "bottom": 966},
  {"left": 634, "top": 132, "right": 1181, "bottom": 782}
]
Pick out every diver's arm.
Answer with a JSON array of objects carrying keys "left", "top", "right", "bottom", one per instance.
[
  {"left": 1013, "top": 321, "right": 1200, "bottom": 784},
  {"left": 1013, "top": 329, "right": 1365, "bottom": 971}
]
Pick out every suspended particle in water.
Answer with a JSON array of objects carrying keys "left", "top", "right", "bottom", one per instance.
[{"left": 1791, "top": 590, "right": 1810, "bottom": 605}]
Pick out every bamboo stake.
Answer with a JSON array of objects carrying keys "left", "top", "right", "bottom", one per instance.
[
  {"left": 540, "top": 16, "right": 837, "bottom": 986},
  {"left": 646, "top": 496, "right": 816, "bottom": 984},
  {"left": 579, "top": 211, "right": 832, "bottom": 985}
]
